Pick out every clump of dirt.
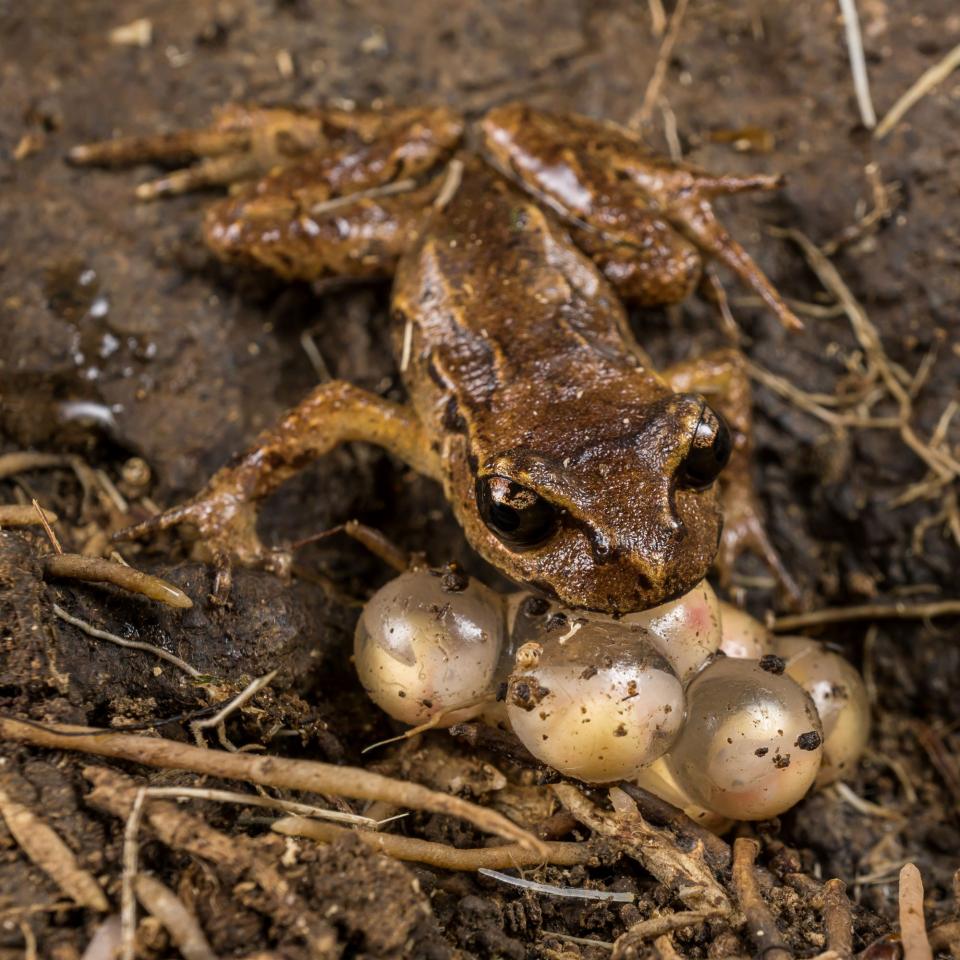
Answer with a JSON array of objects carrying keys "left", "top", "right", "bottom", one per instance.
[{"left": 2, "top": 0, "right": 959, "bottom": 957}]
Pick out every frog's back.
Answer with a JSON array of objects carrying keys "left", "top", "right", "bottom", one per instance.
[{"left": 391, "top": 158, "right": 666, "bottom": 446}]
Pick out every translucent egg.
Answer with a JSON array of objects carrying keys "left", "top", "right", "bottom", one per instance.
[
  {"left": 354, "top": 568, "right": 505, "bottom": 726},
  {"left": 620, "top": 579, "right": 722, "bottom": 682},
  {"left": 665, "top": 657, "right": 824, "bottom": 819},
  {"left": 774, "top": 636, "right": 871, "bottom": 787},
  {"left": 718, "top": 601, "right": 773, "bottom": 660},
  {"left": 505, "top": 619, "right": 686, "bottom": 783},
  {"left": 633, "top": 757, "right": 732, "bottom": 831},
  {"left": 505, "top": 581, "right": 721, "bottom": 684}
]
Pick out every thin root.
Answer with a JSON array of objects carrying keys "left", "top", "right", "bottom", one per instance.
[
  {"left": 0, "top": 785, "right": 109, "bottom": 912},
  {"left": 731, "top": 837, "right": 792, "bottom": 960},
  {"left": 43, "top": 553, "right": 194, "bottom": 609},
  {"left": 898, "top": 864, "right": 933, "bottom": 960},
  {"left": 875, "top": 42, "right": 960, "bottom": 139},
  {"left": 0, "top": 718, "right": 546, "bottom": 854},
  {"left": 52, "top": 603, "right": 203, "bottom": 679},
  {"left": 773, "top": 599, "right": 960, "bottom": 631},
  {"left": 273, "top": 815, "right": 593, "bottom": 870}
]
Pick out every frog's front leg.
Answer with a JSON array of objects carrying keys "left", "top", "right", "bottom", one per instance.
[
  {"left": 118, "top": 383, "right": 441, "bottom": 573},
  {"left": 662, "top": 349, "right": 802, "bottom": 605}
]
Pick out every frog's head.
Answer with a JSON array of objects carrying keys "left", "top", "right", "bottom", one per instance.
[{"left": 451, "top": 392, "right": 729, "bottom": 615}]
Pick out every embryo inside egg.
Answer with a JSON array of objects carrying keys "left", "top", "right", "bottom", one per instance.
[
  {"left": 718, "top": 600, "right": 773, "bottom": 660},
  {"left": 774, "top": 635, "right": 871, "bottom": 787},
  {"left": 354, "top": 567, "right": 504, "bottom": 725},
  {"left": 505, "top": 619, "right": 685, "bottom": 782},
  {"left": 665, "top": 656, "right": 824, "bottom": 820},
  {"left": 354, "top": 570, "right": 869, "bottom": 819}
]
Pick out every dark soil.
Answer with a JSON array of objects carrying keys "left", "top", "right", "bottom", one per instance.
[{"left": 1, "top": 1, "right": 959, "bottom": 957}]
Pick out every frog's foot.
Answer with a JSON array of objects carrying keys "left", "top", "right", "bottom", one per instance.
[
  {"left": 648, "top": 168, "right": 803, "bottom": 333},
  {"left": 67, "top": 104, "right": 330, "bottom": 199},
  {"left": 715, "top": 490, "right": 802, "bottom": 608},
  {"left": 115, "top": 485, "right": 291, "bottom": 577}
]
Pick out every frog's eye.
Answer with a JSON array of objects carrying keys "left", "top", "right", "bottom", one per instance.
[
  {"left": 476, "top": 475, "right": 558, "bottom": 548},
  {"left": 678, "top": 405, "right": 732, "bottom": 490}
]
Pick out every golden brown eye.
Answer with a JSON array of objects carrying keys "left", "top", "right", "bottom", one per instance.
[
  {"left": 476, "top": 475, "right": 557, "bottom": 548},
  {"left": 679, "top": 405, "right": 732, "bottom": 490}
]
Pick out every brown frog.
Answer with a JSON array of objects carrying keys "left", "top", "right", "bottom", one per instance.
[{"left": 70, "top": 101, "right": 800, "bottom": 614}]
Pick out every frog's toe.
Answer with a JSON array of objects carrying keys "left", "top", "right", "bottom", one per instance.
[
  {"left": 114, "top": 492, "right": 275, "bottom": 570},
  {"left": 716, "top": 502, "right": 803, "bottom": 609},
  {"left": 67, "top": 125, "right": 250, "bottom": 169},
  {"left": 133, "top": 153, "right": 261, "bottom": 200}
]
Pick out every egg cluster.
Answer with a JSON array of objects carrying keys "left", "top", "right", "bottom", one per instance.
[{"left": 354, "top": 568, "right": 870, "bottom": 821}]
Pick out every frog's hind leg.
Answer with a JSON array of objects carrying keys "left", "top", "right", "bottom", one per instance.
[
  {"left": 70, "top": 105, "right": 464, "bottom": 281},
  {"left": 646, "top": 168, "right": 804, "bottom": 332},
  {"left": 117, "top": 382, "right": 441, "bottom": 575},
  {"left": 481, "top": 103, "right": 801, "bottom": 331},
  {"left": 68, "top": 104, "right": 330, "bottom": 197},
  {"left": 663, "top": 349, "right": 802, "bottom": 606}
]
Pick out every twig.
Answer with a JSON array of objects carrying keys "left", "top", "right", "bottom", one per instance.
[
  {"left": 647, "top": 0, "right": 667, "bottom": 36},
  {"left": 0, "top": 785, "right": 109, "bottom": 911},
  {"left": 545, "top": 930, "right": 614, "bottom": 950},
  {"left": 134, "top": 875, "right": 217, "bottom": 960},
  {"left": 121, "top": 788, "right": 146, "bottom": 960},
  {"left": 821, "top": 163, "right": 899, "bottom": 257},
  {"left": 0, "top": 718, "right": 545, "bottom": 853},
  {"left": 0, "top": 504, "right": 58, "bottom": 527},
  {"left": 837, "top": 0, "right": 877, "bottom": 128},
  {"left": 33, "top": 499, "right": 63, "bottom": 553},
  {"left": 553, "top": 783, "right": 730, "bottom": 916},
  {"left": 660, "top": 99, "right": 683, "bottom": 163},
  {"left": 632, "top": 0, "right": 690, "bottom": 127},
  {"left": 831, "top": 782, "right": 904, "bottom": 821},
  {"left": 732, "top": 838, "right": 792, "bottom": 960},
  {"left": 433, "top": 156, "right": 464, "bottom": 211},
  {"left": 616, "top": 781, "right": 731, "bottom": 871},
  {"left": 875, "top": 42, "right": 960, "bottom": 139},
  {"left": 654, "top": 934, "right": 685, "bottom": 960},
  {"left": 18, "top": 921, "right": 37, "bottom": 960},
  {"left": 898, "top": 864, "right": 933, "bottom": 960},
  {"left": 613, "top": 912, "right": 714, "bottom": 959},
  {"left": 272, "top": 816, "right": 592, "bottom": 870},
  {"left": 309, "top": 177, "right": 417, "bottom": 216},
  {"left": 52, "top": 603, "right": 203, "bottom": 679},
  {"left": 820, "top": 879, "right": 854, "bottom": 960},
  {"left": 772, "top": 599, "right": 960, "bottom": 631},
  {"left": 299, "top": 330, "right": 332, "bottom": 382},
  {"left": 0, "top": 451, "right": 74, "bottom": 479},
  {"left": 95, "top": 468, "right": 129, "bottom": 515},
  {"left": 913, "top": 724, "right": 960, "bottom": 816},
  {"left": 774, "top": 227, "right": 960, "bottom": 481},
  {"left": 190, "top": 670, "right": 278, "bottom": 748},
  {"left": 146, "top": 785, "right": 384, "bottom": 828},
  {"left": 731, "top": 296, "right": 848, "bottom": 320},
  {"left": 44, "top": 554, "right": 194, "bottom": 608},
  {"left": 399, "top": 312, "right": 414, "bottom": 372},
  {"left": 85, "top": 766, "right": 336, "bottom": 950},
  {"left": 291, "top": 518, "right": 410, "bottom": 572}
]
